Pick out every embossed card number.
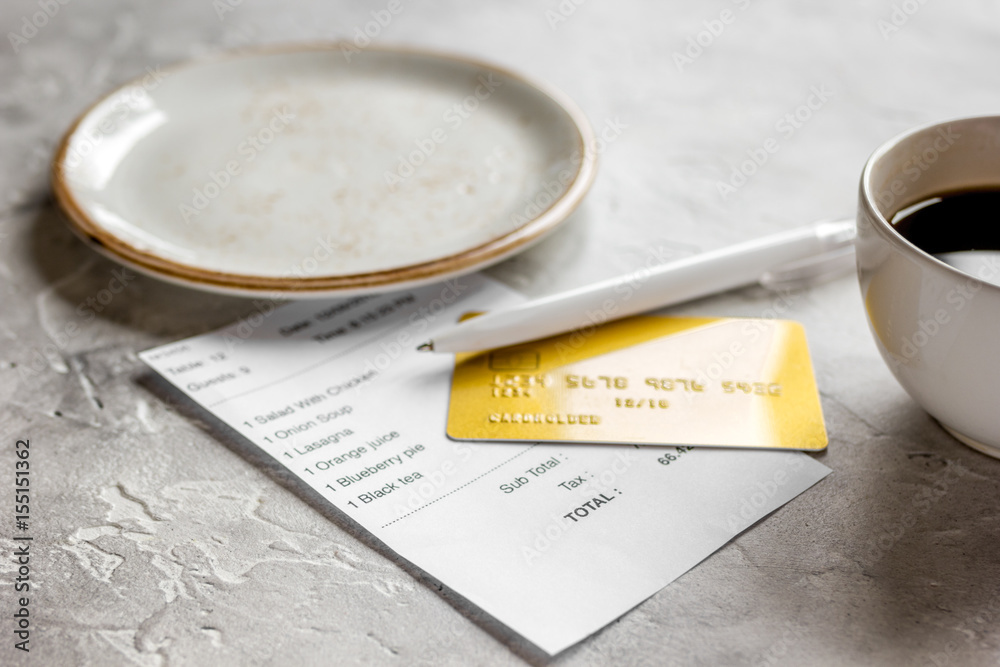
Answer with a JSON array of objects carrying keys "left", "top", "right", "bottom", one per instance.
[{"left": 447, "top": 315, "right": 827, "bottom": 451}]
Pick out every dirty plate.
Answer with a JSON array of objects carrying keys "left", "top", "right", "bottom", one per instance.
[{"left": 52, "top": 44, "right": 597, "bottom": 297}]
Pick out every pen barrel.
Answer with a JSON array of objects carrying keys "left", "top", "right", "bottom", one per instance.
[{"left": 433, "top": 221, "right": 855, "bottom": 353}]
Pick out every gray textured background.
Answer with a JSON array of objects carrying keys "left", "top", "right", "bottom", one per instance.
[{"left": 2, "top": 0, "right": 1000, "bottom": 665}]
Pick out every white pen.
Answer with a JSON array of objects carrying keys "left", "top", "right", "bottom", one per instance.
[{"left": 417, "top": 219, "right": 856, "bottom": 353}]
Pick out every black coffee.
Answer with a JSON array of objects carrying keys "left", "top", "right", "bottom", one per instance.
[{"left": 891, "top": 189, "right": 1000, "bottom": 255}]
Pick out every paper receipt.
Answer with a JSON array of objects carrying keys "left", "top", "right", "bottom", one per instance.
[
  {"left": 447, "top": 315, "right": 828, "bottom": 450},
  {"left": 139, "top": 276, "right": 831, "bottom": 654}
]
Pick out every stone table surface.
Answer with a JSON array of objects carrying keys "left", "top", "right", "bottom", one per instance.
[{"left": 2, "top": 0, "right": 1000, "bottom": 665}]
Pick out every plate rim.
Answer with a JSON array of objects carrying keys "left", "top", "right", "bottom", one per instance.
[{"left": 50, "top": 42, "right": 599, "bottom": 296}]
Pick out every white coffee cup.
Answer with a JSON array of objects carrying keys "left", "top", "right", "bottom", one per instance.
[{"left": 857, "top": 115, "right": 1000, "bottom": 457}]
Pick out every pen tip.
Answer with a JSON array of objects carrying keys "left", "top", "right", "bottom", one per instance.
[{"left": 417, "top": 341, "right": 434, "bottom": 352}]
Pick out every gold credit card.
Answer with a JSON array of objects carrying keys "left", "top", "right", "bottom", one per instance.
[{"left": 446, "top": 316, "right": 827, "bottom": 450}]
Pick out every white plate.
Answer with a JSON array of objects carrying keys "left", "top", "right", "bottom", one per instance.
[{"left": 52, "top": 44, "right": 597, "bottom": 297}]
